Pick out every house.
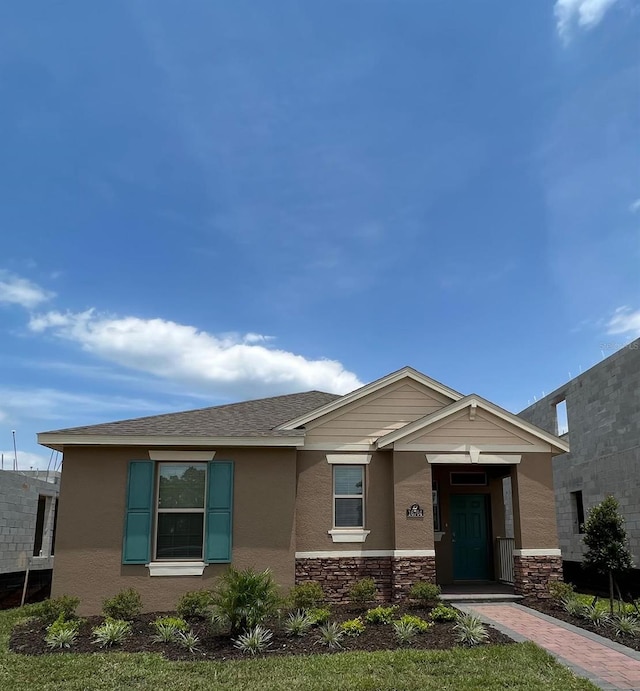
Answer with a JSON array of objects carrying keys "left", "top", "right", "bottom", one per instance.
[
  {"left": 517, "top": 340, "right": 640, "bottom": 591},
  {"left": 38, "top": 367, "right": 569, "bottom": 615},
  {"left": 0, "top": 470, "right": 60, "bottom": 608}
]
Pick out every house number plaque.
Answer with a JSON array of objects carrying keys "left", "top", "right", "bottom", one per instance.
[{"left": 406, "top": 503, "right": 424, "bottom": 518}]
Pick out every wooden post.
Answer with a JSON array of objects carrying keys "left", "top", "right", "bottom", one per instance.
[{"left": 20, "top": 559, "right": 30, "bottom": 607}]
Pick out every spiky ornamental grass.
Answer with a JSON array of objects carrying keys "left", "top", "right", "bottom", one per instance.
[
  {"left": 454, "top": 614, "right": 489, "bottom": 647},
  {"left": 233, "top": 625, "right": 273, "bottom": 655},
  {"left": 316, "top": 622, "right": 344, "bottom": 649},
  {"left": 284, "top": 610, "right": 314, "bottom": 637},
  {"left": 92, "top": 619, "right": 131, "bottom": 648},
  {"left": 44, "top": 616, "right": 80, "bottom": 649},
  {"left": 393, "top": 619, "right": 418, "bottom": 646}
]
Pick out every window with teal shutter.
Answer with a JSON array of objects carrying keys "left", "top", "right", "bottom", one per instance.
[
  {"left": 205, "top": 461, "right": 233, "bottom": 562},
  {"left": 122, "top": 461, "right": 154, "bottom": 564},
  {"left": 122, "top": 459, "right": 233, "bottom": 565}
]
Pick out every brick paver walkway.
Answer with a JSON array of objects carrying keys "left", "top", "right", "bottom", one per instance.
[{"left": 463, "top": 603, "right": 640, "bottom": 690}]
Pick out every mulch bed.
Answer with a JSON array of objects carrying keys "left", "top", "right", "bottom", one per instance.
[
  {"left": 10, "top": 604, "right": 513, "bottom": 660},
  {"left": 521, "top": 597, "right": 640, "bottom": 653}
]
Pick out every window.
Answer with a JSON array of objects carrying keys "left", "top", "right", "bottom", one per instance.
[
  {"left": 122, "top": 459, "right": 233, "bottom": 570},
  {"left": 432, "top": 481, "right": 441, "bottom": 531},
  {"left": 333, "top": 465, "right": 364, "bottom": 528},
  {"left": 156, "top": 463, "right": 206, "bottom": 560},
  {"left": 555, "top": 398, "right": 568, "bottom": 436},
  {"left": 33, "top": 496, "right": 47, "bottom": 556},
  {"left": 571, "top": 490, "right": 585, "bottom": 534}
]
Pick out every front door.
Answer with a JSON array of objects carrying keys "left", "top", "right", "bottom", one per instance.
[{"left": 451, "top": 494, "right": 490, "bottom": 580}]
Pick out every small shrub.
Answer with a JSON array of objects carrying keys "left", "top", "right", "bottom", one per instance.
[
  {"left": 233, "top": 625, "right": 273, "bottom": 655},
  {"left": 102, "top": 588, "right": 142, "bottom": 621},
  {"left": 348, "top": 577, "right": 377, "bottom": 607},
  {"left": 308, "top": 607, "right": 331, "bottom": 625},
  {"left": 212, "top": 567, "right": 281, "bottom": 635},
  {"left": 316, "top": 622, "right": 344, "bottom": 649},
  {"left": 364, "top": 605, "right": 398, "bottom": 625},
  {"left": 153, "top": 616, "right": 189, "bottom": 632},
  {"left": 177, "top": 630, "right": 200, "bottom": 653},
  {"left": 177, "top": 590, "right": 213, "bottom": 619},
  {"left": 45, "top": 614, "right": 80, "bottom": 649},
  {"left": 34, "top": 595, "right": 80, "bottom": 625},
  {"left": 341, "top": 617, "right": 365, "bottom": 637},
  {"left": 548, "top": 581, "right": 575, "bottom": 602},
  {"left": 409, "top": 581, "right": 441, "bottom": 605},
  {"left": 393, "top": 619, "right": 418, "bottom": 645},
  {"left": 429, "top": 604, "right": 458, "bottom": 622},
  {"left": 454, "top": 613, "right": 488, "bottom": 646},
  {"left": 288, "top": 582, "right": 325, "bottom": 610},
  {"left": 92, "top": 618, "right": 131, "bottom": 647},
  {"left": 612, "top": 614, "right": 640, "bottom": 638},
  {"left": 284, "top": 609, "right": 314, "bottom": 637},
  {"left": 397, "top": 614, "right": 432, "bottom": 633}
]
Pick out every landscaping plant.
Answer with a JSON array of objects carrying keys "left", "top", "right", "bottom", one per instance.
[
  {"left": 454, "top": 613, "right": 489, "bottom": 647},
  {"left": 177, "top": 630, "right": 200, "bottom": 654},
  {"left": 364, "top": 605, "right": 398, "bottom": 625},
  {"left": 348, "top": 577, "right": 377, "bottom": 607},
  {"left": 612, "top": 614, "right": 640, "bottom": 638},
  {"left": 288, "top": 582, "right": 325, "bottom": 610},
  {"left": 44, "top": 614, "right": 80, "bottom": 649},
  {"left": 283, "top": 610, "right": 314, "bottom": 637},
  {"left": 393, "top": 618, "right": 418, "bottom": 646},
  {"left": 582, "top": 495, "right": 634, "bottom": 615},
  {"left": 409, "top": 581, "right": 441, "bottom": 606},
  {"left": 211, "top": 567, "right": 281, "bottom": 635},
  {"left": 340, "top": 617, "right": 365, "bottom": 637},
  {"left": 396, "top": 614, "right": 432, "bottom": 633},
  {"left": 176, "top": 590, "right": 213, "bottom": 619},
  {"left": 308, "top": 607, "right": 331, "bottom": 625},
  {"left": 233, "top": 625, "right": 273, "bottom": 655},
  {"left": 316, "top": 621, "right": 344, "bottom": 649},
  {"left": 152, "top": 617, "right": 189, "bottom": 643},
  {"left": 92, "top": 618, "right": 131, "bottom": 647},
  {"left": 102, "top": 588, "right": 143, "bottom": 621},
  {"left": 34, "top": 595, "right": 80, "bottom": 625},
  {"left": 429, "top": 604, "right": 458, "bottom": 622}
]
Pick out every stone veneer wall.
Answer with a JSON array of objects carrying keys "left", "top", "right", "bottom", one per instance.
[
  {"left": 513, "top": 555, "right": 563, "bottom": 598},
  {"left": 295, "top": 556, "right": 436, "bottom": 603}
]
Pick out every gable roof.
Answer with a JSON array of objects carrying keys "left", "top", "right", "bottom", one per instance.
[
  {"left": 277, "top": 366, "right": 462, "bottom": 431},
  {"left": 38, "top": 391, "right": 340, "bottom": 450},
  {"left": 376, "top": 393, "right": 570, "bottom": 453}
]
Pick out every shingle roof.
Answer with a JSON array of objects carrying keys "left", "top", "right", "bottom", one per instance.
[{"left": 42, "top": 391, "right": 341, "bottom": 438}]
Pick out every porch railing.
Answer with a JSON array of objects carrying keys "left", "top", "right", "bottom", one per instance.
[{"left": 496, "top": 537, "right": 515, "bottom": 584}]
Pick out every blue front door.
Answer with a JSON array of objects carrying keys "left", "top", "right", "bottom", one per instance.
[{"left": 451, "top": 494, "right": 490, "bottom": 580}]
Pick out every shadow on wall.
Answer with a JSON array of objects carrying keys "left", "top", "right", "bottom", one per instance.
[
  {"left": 0, "top": 570, "right": 52, "bottom": 610},
  {"left": 562, "top": 562, "right": 640, "bottom": 600}
]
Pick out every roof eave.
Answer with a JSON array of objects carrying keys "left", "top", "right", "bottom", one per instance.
[{"left": 37, "top": 433, "right": 305, "bottom": 452}]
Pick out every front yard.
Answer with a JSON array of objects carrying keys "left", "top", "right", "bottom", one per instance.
[{"left": 0, "top": 605, "right": 598, "bottom": 690}]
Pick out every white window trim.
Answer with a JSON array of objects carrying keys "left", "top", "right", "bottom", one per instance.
[
  {"left": 154, "top": 461, "right": 207, "bottom": 562},
  {"left": 327, "top": 529, "right": 371, "bottom": 543},
  {"left": 326, "top": 454, "right": 372, "bottom": 464},
  {"left": 147, "top": 561, "right": 207, "bottom": 577}
]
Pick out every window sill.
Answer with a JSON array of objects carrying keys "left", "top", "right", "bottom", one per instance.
[
  {"left": 328, "top": 529, "right": 370, "bottom": 543},
  {"left": 146, "top": 562, "right": 207, "bottom": 577}
]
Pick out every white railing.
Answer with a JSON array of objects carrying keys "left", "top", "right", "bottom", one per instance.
[{"left": 496, "top": 537, "right": 515, "bottom": 584}]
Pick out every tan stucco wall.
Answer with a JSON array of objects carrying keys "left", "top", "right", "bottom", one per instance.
[
  {"left": 295, "top": 451, "right": 394, "bottom": 551},
  {"left": 511, "top": 452, "right": 559, "bottom": 550},
  {"left": 392, "top": 451, "right": 433, "bottom": 550},
  {"left": 52, "top": 446, "right": 297, "bottom": 615}
]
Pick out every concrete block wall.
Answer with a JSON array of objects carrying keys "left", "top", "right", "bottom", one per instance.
[
  {"left": 0, "top": 470, "right": 59, "bottom": 575},
  {"left": 517, "top": 340, "right": 640, "bottom": 565}
]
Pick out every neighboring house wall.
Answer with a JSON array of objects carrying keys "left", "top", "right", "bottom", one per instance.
[
  {"left": 518, "top": 341, "right": 640, "bottom": 566},
  {"left": 0, "top": 470, "right": 58, "bottom": 576}
]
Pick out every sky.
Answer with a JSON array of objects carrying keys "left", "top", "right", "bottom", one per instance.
[{"left": 0, "top": 0, "right": 639, "bottom": 471}]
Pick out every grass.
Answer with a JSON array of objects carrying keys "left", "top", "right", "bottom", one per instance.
[{"left": 0, "top": 606, "right": 598, "bottom": 690}]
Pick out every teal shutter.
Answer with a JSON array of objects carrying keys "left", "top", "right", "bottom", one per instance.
[
  {"left": 205, "top": 461, "right": 233, "bottom": 563},
  {"left": 122, "top": 461, "right": 153, "bottom": 564}
]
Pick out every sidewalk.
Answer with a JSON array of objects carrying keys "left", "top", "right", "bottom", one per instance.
[{"left": 459, "top": 603, "right": 640, "bottom": 691}]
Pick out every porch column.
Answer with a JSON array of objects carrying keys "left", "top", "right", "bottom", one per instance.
[
  {"left": 510, "top": 453, "right": 562, "bottom": 598},
  {"left": 391, "top": 451, "right": 436, "bottom": 600}
]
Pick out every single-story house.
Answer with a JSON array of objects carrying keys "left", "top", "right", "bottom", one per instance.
[{"left": 38, "top": 367, "right": 569, "bottom": 614}]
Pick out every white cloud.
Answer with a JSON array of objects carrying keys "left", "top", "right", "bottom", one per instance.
[
  {"left": 0, "top": 271, "right": 54, "bottom": 309},
  {"left": 0, "top": 449, "right": 52, "bottom": 471},
  {"left": 555, "top": 0, "right": 621, "bottom": 39},
  {"left": 630, "top": 198, "right": 640, "bottom": 213},
  {"left": 28, "top": 310, "right": 363, "bottom": 396},
  {"left": 607, "top": 306, "right": 640, "bottom": 337}
]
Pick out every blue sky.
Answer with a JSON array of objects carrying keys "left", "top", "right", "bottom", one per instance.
[{"left": 1, "top": 0, "right": 638, "bottom": 470}]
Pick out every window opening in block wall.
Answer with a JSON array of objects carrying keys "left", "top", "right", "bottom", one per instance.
[
  {"left": 571, "top": 490, "right": 585, "bottom": 534},
  {"left": 555, "top": 398, "right": 568, "bottom": 436},
  {"left": 33, "top": 496, "right": 46, "bottom": 556}
]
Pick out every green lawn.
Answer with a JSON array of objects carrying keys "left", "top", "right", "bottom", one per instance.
[{"left": 1, "top": 606, "right": 598, "bottom": 690}]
